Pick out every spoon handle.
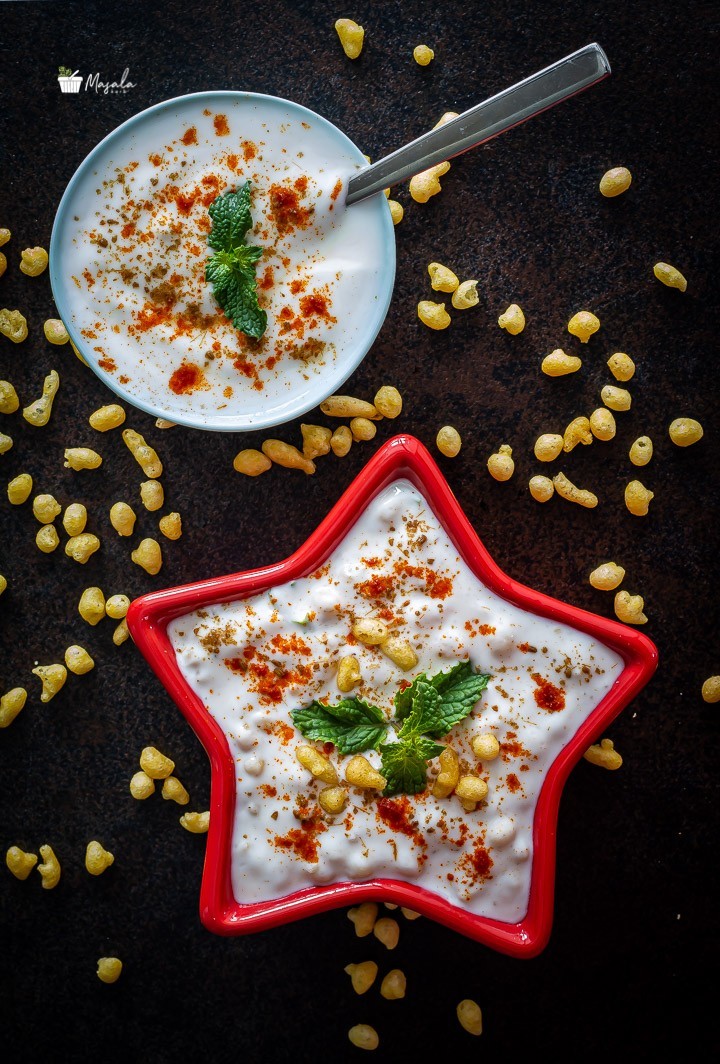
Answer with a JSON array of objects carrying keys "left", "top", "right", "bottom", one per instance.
[{"left": 346, "top": 43, "right": 610, "bottom": 205}]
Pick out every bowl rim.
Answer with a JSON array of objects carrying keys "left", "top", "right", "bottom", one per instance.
[
  {"left": 49, "top": 89, "right": 396, "bottom": 432},
  {"left": 127, "top": 434, "right": 658, "bottom": 956}
]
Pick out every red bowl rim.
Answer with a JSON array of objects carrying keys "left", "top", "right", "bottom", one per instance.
[{"left": 127, "top": 434, "right": 657, "bottom": 957}]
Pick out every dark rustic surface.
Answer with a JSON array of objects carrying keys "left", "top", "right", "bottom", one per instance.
[{"left": 1, "top": 0, "right": 718, "bottom": 1059}]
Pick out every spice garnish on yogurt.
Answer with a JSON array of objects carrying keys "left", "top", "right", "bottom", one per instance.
[
  {"left": 58, "top": 100, "right": 390, "bottom": 421},
  {"left": 168, "top": 480, "right": 623, "bottom": 923},
  {"left": 292, "top": 661, "right": 491, "bottom": 796}
]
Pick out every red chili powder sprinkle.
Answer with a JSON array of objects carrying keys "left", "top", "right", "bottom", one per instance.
[
  {"left": 500, "top": 740, "right": 531, "bottom": 761},
  {"left": 269, "top": 632, "right": 311, "bottom": 656},
  {"left": 259, "top": 785, "right": 277, "bottom": 798},
  {"left": 268, "top": 720, "right": 294, "bottom": 745},
  {"left": 242, "top": 140, "right": 256, "bottom": 161},
  {"left": 214, "top": 114, "right": 230, "bottom": 136},
  {"left": 227, "top": 153, "right": 239, "bottom": 169},
  {"left": 289, "top": 279, "right": 306, "bottom": 295},
  {"left": 425, "top": 572, "right": 453, "bottom": 599},
  {"left": 330, "top": 178, "right": 343, "bottom": 201},
  {"left": 226, "top": 656, "right": 312, "bottom": 704},
  {"left": 174, "top": 190, "right": 198, "bottom": 216},
  {"left": 459, "top": 841, "right": 494, "bottom": 883},
  {"left": 169, "top": 363, "right": 205, "bottom": 395},
  {"left": 393, "top": 561, "right": 453, "bottom": 600},
  {"left": 376, "top": 797, "right": 427, "bottom": 849},
  {"left": 394, "top": 562, "right": 424, "bottom": 580},
  {"left": 356, "top": 575, "right": 395, "bottom": 600},
  {"left": 499, "top": 744, "right": 523, "bottom": 761},
  {"left": 447, "top": 822, "right": 470, "bottom": 848},
  {"left": 83, "top": 268, "right": 95, "bottom": 288},
  {"left": 259, "top": 266, "right": 275, "bottom": 290},
  {"left": 269, "top": 183, "right": 314, "bottom": 235},
  {"left": 233, "top": 358, "right": 259, "bottom": 380},
  {"left": 121, "top": 222, "right": 136, "bottom": 239},
  {"left": 181, "top": 126, "right": 198, "bottom": 145},
  {"left": 531, "top": 673, "right": 566, "bottom": 712},
  {"left": 98, "top": 356, "right": 116, "bottom": 372},
  {"left": 200, "top": 173, "right": 223, "bottom": 206},
  {"left": 299, "top": 293, "right": 335, "bottom": 323},
  {"left": 135, "top": 301, "right": 174, "bottom": 332},
  {"left": 273, "top": 821, "right": 326, "bottom": 863},
  {"left": 279, "top": 315, "right": 305, "bottom": 338},
  {"left": 517, "top": 642, "right": 533, "bottom": 653},
  {"left": 506, "top": 773, "right": 522, "bottom": 793},
  {"left": 149, "top": 153, "right": 163, "bottom": 166}
]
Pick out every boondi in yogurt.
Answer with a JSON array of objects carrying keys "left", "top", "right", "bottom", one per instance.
[{"left": 169, "top": 482, "right": 622, "bottom": 923}]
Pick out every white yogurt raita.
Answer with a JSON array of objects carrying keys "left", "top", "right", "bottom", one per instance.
[
  {"left": 168, "top": 481, "right": 623, "bottom": 923},
  {"left": 54, "top": 96, "right": 391, "bottom": 426}
]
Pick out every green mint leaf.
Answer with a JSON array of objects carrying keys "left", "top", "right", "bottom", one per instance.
[
  {"left": 380, "top": 741, "right": 429, "bottom": 797},
  {"left": 394, "top": 660, "right": 472, "bottom": 719},
  {"left": 380, "top": 735, "right": 444, "bottom": 797},
  {"left": 413, "top": 735, "right": 446, "bottom": 760},
  {"left": 394, "top": 661, "right": 490, "bottom": 736},
  {"left": 206, "top": 183, "right": 267, "bottom": 339},
  {"left": 398, "top": 681, "right": 443, "bottom": 739},
  {"left": 208, "top": 183, "right": 253, "bottom": 252},
  {"left": 427, "top": 669, "right": 490, "bottom": 738},
  {"left": 291, "top": 698, "right": 388, "bottom": 754},
  {"left": 225, "top": 243, "right": 264, "bottom": 276},
  {"left": 293, "top": 658, "right": 489, "bottom": 796},
  {"left": 206, "top": 252, "right": 267, "bottom": 340}
]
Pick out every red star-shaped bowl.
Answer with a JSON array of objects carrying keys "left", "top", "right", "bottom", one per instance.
[{"left": 127, "top": 435, "right": 657, "bottom": 957}]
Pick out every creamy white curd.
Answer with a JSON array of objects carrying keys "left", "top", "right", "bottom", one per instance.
[
  {"left": 168, "top": 482, "right": 623, "bottom": 923},
  {"left": 53, "top": 95, "right": 391, "bottom": 427}
]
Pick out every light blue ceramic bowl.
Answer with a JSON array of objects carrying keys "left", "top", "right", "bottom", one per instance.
[{"left": 50, "top": 91, "right": 395, "bottom": 432}]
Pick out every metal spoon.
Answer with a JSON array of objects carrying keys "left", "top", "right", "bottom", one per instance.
[{"left": 346, "top": 43, "right": 610, "bottom": 205}]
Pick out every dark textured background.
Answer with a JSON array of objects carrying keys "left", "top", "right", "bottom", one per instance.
[{"left": 1, "top": 0, "right": 718, "bottom": 1059}]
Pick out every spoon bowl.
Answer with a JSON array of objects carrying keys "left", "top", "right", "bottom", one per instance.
[{"left": 50, "top": 91, "right": 395, "bottom": 432}]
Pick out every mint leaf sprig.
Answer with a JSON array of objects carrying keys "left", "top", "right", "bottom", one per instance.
[
  {"left": 394, "top": 659, "right": 490, "bottom": 736},
  {"left": 290, "top": 661, "right": 490, "bottom": 797},
  {"left": 291, "top": 697, "right": 387, "bottom": 755},
  {"left": 205, "top": 182, "right": 267, "bottom": 340}
]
